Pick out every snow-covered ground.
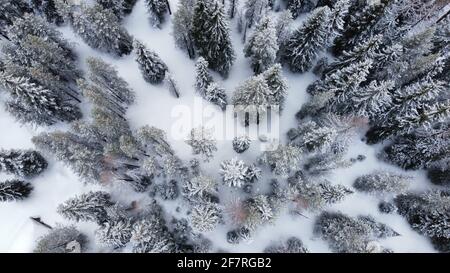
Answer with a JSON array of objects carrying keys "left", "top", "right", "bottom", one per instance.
[{"left": 0, "top": 0, "right": 438, "bottom": 252}]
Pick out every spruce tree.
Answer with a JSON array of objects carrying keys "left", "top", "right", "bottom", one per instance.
[
  {"left": 70, "top": 3, "right": 133, "bottom": 56},
  {"left": 275, "top": 10, "right": 293, "bottom": 58},
  {"left": 232, "top": 74, "right": 276, "bottom": 125},
  {"left": 194, "top": 57, "right": 228, "bottom": 110},
  {"left": 145, "top": 0, "right": 169, "bottom": 28},
  {"left": 287, "top": 0, "right": 315, "bottom": 19},
  {"left": 172, "top": 0, "right": 196, "bottom": 58},
  {"left": 325, "top": 0, "right": 350, "bottom": 47},
  {"left": 134, "top": 40, "right": 167, "bottom": 84},
  {"left": 353, "top": 172, "right": 410, "bottom": 195},
  {"left": 244, "top": 16, "right": 279, "bottom": 74},
  {"left": 186, "top": 127, "right": 218, "bottom": 162},
  {"left": 262, "top": 64, "right": 288, "bottom": 111},
  {"left": 31, "top": 0, "right": 63, "bottom": 24},
  {"left": 283, "top": 6, "right": 331, "bottom": 73},
  {"left": 351, "top": 80, "right": 394, "bottom": 120},
  {"left": 0, "top": 149, "right": 47, "bottom": 178},
  {"left": 259, "top": 144, "right": 302, "bottom": 178},
  {"left": 58, "top": 191, "right": 113, "bottom": 224},
  {"left": 0, "top": 179, "right": 33, "bottom": 202},
  {"left": 96, "top": 0, "right": 136, "bottom": 20},
  {"left": 192, "top": 0, "right": 235, "bottom": 77},
  {"left": 34, "top": 226, "right": 88, "bottom": 253},
  {"left": 244, "top": 0, "right": 269, "bottom": 28},
  {"left": 0, "top": 0, "right": 32, "bottom": 39}
]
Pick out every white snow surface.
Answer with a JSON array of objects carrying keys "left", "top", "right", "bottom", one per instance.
[{"left": 0, "top": 0, "right": 437, "bottom": 253}]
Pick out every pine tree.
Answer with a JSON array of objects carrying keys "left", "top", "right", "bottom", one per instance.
[
  {"left": 70, "top": 3, "right": 133, "bottom": 56},
  {"left": 0, "top": 72, "right": 81, "bottom": 125},
  {"left": 232, "top": 74, "right": 276, "bottom": 125},
  {"left": 244, "top": 16, "right": 279, "bottom": 74},
  {"left": 58, "top": 191, "right": 113, "bottom": 224},
  {"left": 232, "top": 135, "right": 251, "bottom": 153},
  {"left": 145, "top": 0, "right": 169, "bottom": 27},
  {"left": 186, "top": 127, "right": 218, "bottom": 162},
  {"left": 192, "top": 0, "right": 235, "bottom": 77},
  {"left": 259, "top": 144, "right": 302, "bottom": 178},
  {"left": 283, "top": 6, "right": 331, "bottom": 73},
  {"left": 353, "top": 172, "right": 410, "bottom": 195},
  {"left": 0, "top": 179, "right": 33, "bottom": 202},
  {"left": 220, "top": 158, "right": 248, "bottom": 188},
  {"left": 34, "top": 226, "right": 88, "bottom": 253},
  {"left": 0, "top": 149, "right": 47, "bottom": 178},
  {"left": 134, "top": 40, "right": 167, "bottom": 84},
  {"left": 244, "top": 0, "right": 269, "bottom": 28},
  {"left": 172, "top": 0, "right": 196, "bottom": 58}
]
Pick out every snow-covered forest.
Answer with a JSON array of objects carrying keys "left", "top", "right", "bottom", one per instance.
[{"left": 0, "top": 0, "right": 449, "bottom": 253}]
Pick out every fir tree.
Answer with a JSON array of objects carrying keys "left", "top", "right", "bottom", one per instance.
[
  {"left": 287, "top": 0, "right": 315, "bottom": 19},
  {"left": 186, "top": 127, "right": 218, "bottom": 162},
  {"left": 190, "top": 202, "right": 221, "bottom": 232},
  {"left": 288, "top": 120, "right": 337, "bottom": 153},
  {"left": 0, "top": 72, "right": 81, "bottom": 125},
  {"left": 275, "top": 10, "right": 293, "bottom": 57},
  {"left": 96, "top": 217, "right": 134, "bottom": 248},
  {"left": 172, "top": 0, "right": 196, "bottom": 58},
  {"left": 232, "top": 74, "right": 276, "bottom": 125},
  {"left": 70, "top": 3, "right": 133, "bottom": 56},
  {"left": 259, "top": 144, "right": 302, "bottom": 178},
  {"left": 262, "top": 64, "right": 288, "bottom": 111},
  {"left": 351, "top": 80, "right": 394, "bottom": 120},
  {"left": 192, "top": 0, "right": 235, "bottom": 77},
  {"left": 244, "top": 0, "right": 269, "bottom": 28},
  {"left": 0, "top": 149, "right": 47, "bottom": 178},
  {"left": 58, "top": 191, "right": 113, "bottom": 224},
  {"left": 232, "top": 135, "right": 251, "bottom": 153},
  {"left": 325, "top": 0, "right": 350, "bottom": 46},
  {"left": 145, "top": 0, "right": 169, "bottom": 27},
  {"left": 220, "top": 157, "right": 249, "bottom": 188},
  {"left": 32, "top": 131, "right": 106, "bottom": 183},
  {"left": 0, "top": 0, "right": 32, "bottom": 39},
  {"left": 134, "top": 40, "right": 167, "bottom": 84},
  {"left": 283, "top": 6, "right": 331, "bottom": 73},
  {"left": 244, "top": 16, "right": 279, "bottom": 74},
  {"left": 353, "top": 172, "right": 410, "bottom": 195},
  {"left": 34, "top": 226, "right": 88, "bottom": 253},
  {"left": 0, "top": 179, "right": 33, "bottom": 202},
  {"left": 195, "top": 57, "right": 214, "bottom": 97},
  {"left": 31, "top": 0, "right": 63, "bottom": 24}
]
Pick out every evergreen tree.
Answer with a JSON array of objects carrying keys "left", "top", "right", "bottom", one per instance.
[
  {"left": 186, "top": 127, "right": 218, "bottom": 162},
  {"left": 145, "top": 0, "right": 169, "bottom": 27},
  {"left": 134, "top": 40, "right": 167, "bottom": 84},
  {"left": 283, "top": 6, "right": 331, "bottom": 73},
  {"left": 380, "top": 123, "right": 450, "bottom": 170},
  {"left": 96, "top": 0, "right": 136, "bottom": 20},
  {"left": 195, "top": 57, "right": 214, "bottom": 97},
  {"left": 259, "top": 144, "right": 302, "bottom": 178},
  {"left": 34, "top": 226, "right": 88, "bottom": 253},
  {"left": 220, "top": 157, "right": 249, "bottom": 188},
  {"left": 184, "top": 175, "right": 218, "bottom": 199},
  {"left": 287, "top": 0, "right": 315, "bottom": 19},
  {"left": 0, "top": 179, "right": 32, "bottom": 202},
  {"left": 288, "top": 120, "right": 337, "bottom": 153},
  {"left": 58, "top": 191, "right": 113, "bottom": 224},
  {"left": 351, "top": 80, "right": 394, "bottom": 120},
  {"left": 325, "top": 0, "right": 350, "bottom": 47},
  {"left": 395, "top": 190, "right": 450, "bottom": 252},
  {"left": 0, "top": 0, "right": 32, "bottom": 39},
  {"left": 244, "top": 0, "right": 269, "bottom": 28},
  {"left": 96, "top": 216, "right": 134, "bottom": 248},
  {"left": 244, "top": 16, "right": 279, "bottom": 74},
  {"left": 190, "top": 202, "right": 221, "bottom": 232},
  {"left": 165, "top": 73, "right": 180, "bottom": 98},
  {"left": 32, "top": 131, "right": 106, "bottom": 182},
  {"left": 192, "top": 0, "right": 235, "bottom": 77},
  {"left": 228, "top": 0, "right": 239, "bottom": 19},
  {"left": 262, "top": 64, "right": 288, "bottom": 111},
  {"left": 172, "top": 0, "right": 196, "bottom": 58},
  {"left": 232, "top": 135, "right": 251, "bottom": 153},
  {"left": 70, "top": 3, "right": 133, "bottom": 56},
  {"left": 31, "top": 0, "right": 63, "bottom": 24},
  {"left": 0, "top": 72, "right": 81, "bottom": 125},
  {"left": 275, "top": 10, "right": 293, "bottom": 58},
  {"left": 0, "top": 149, "right": 47, "bottom": 178},
  {"left": 264, "top": 237, "right": 309, "bottom": 253},
  {"left": 232, "top": 74, "right": 276, "bottom": 125},
  {"left": 353, "top": 172, "right": 410, "bottom": 195}
]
